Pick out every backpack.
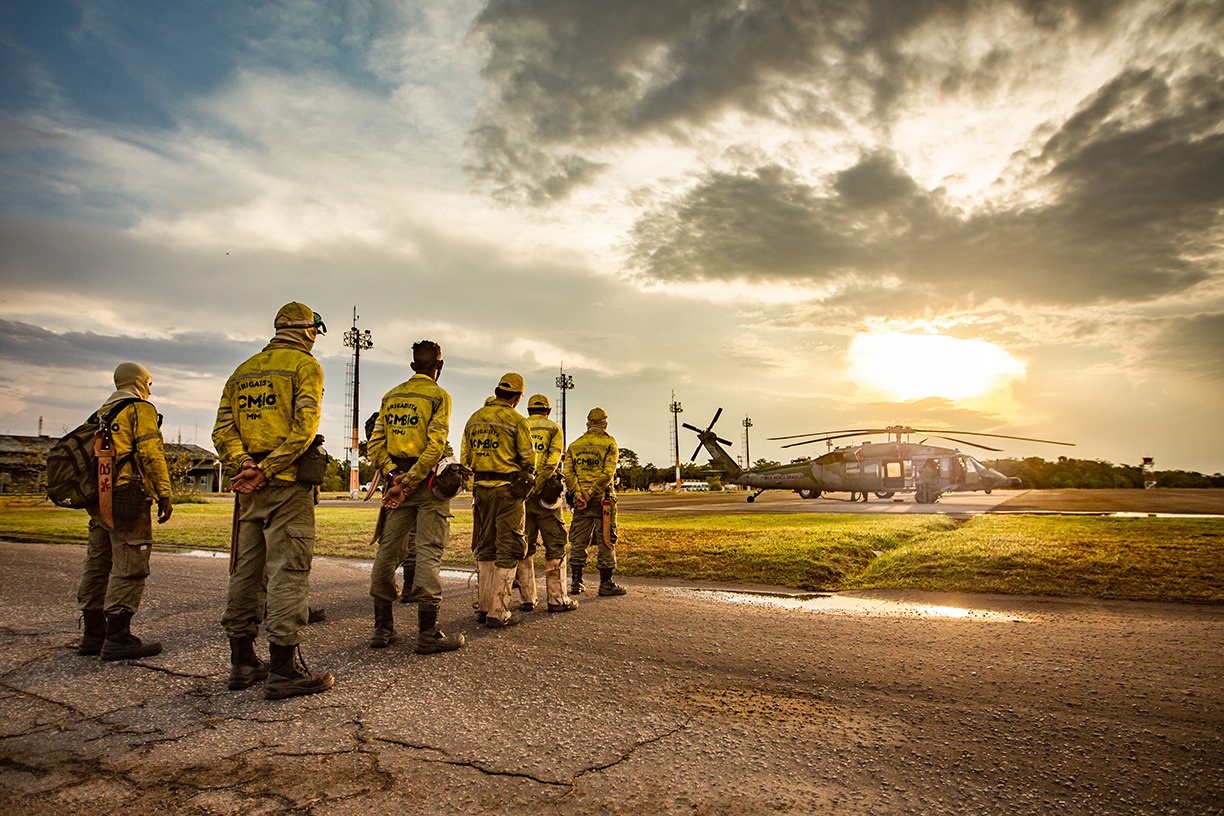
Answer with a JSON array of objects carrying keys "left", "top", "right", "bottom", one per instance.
[{"left": 46, "top": 398, "right": 143, "bottom": 509}]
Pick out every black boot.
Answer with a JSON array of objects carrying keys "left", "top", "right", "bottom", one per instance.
[
  {"left": 265, "top": 643, "right": 334, "bottom": 700},
  {"left": 570, "top": 566, "right": 584, "bottom": 595},
  {"left": 100, "top": 611, "right": 163, "bottom": 661},
  {"left": 368, "top": 599, "right": 398, "bottom": 648},
  {"left": 78, "top": 610, "right": 106, "bottom": 656},
  {"left": 307, "top": 606, "right": 327, "bottom": 624},
  {"left": 598, "top": 567, "right": 627, "bottom": 597},
  {"left": 228, "top": 636, "right": 269, "bottom": 691},
  {"left": 415, "top": 604, "right": 464, "bottom": 655}
]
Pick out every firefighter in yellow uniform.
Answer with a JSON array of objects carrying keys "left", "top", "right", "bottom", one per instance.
[
  {"left": 77, "top": 362, "right": 174, "bottom": 660},
  {"left": 524, "top": 394, "right": 578, "bottom": 613},
  {"left": 366, "top": 340, "right": 464, "bottom": 655},
  {"left": 564, "top": 407, "right": 626, "bottom": 596},
  {"left": 461, "top": 373, "right": 536, "bottom": 627},
  {"left": 213, "top": 302, "right": 334, "bottom": 700}
]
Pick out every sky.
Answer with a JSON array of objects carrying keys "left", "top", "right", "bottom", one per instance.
[{"left": 1, "top": 0, "right": 1222, "bottom": 475}]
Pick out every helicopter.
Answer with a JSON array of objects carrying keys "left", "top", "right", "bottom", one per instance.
[{"left": 682, "top": 409, "right": 1074, "bottom": 504}]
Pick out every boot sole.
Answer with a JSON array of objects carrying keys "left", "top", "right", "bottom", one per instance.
[
  {"left": 100, "top": 646, "right": 163, "bottom": 661},
  {"left": 264, "top": 674, "right": 334, "bottom": 700}
]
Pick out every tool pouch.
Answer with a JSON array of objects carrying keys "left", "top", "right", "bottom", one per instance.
[
  {"left": 295, "top": 435, "right": 328, "bottom": 486},
  {"left": 111, "top": 479, "right": 150, "bottom": 524}
]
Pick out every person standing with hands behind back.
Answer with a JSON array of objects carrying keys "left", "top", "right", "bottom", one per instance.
[
  {"left": 213, "top": 302, "right": 334, "bottom": 700},
  {"left": 462, "top": 373, "right": 536, "bottom": 628},
  {"left": 564, "top": 407, "right": 626, "bottom": 597},
  {"left": 366, "top": 340, "right": 465, "bottom": 655}
]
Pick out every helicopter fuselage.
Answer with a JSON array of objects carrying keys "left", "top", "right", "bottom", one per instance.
[{"left": 695, "top": 429, "right": 1019, "bottom": 503}]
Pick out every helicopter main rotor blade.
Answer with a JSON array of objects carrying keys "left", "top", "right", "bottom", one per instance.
[
  {"left": 924, "top": 434, "right": 1004, "bottom": 452},
  {"left": 715, "top": 436, "right": 733, "bottom": 446},
  {"left": 911, "top": 429, "right": 1075, "bottom": 446},
  {"left": 780, "top": 431, "right": 883, "bottom": 449},
  {"left": 690, "top": 442, "right": 704, "bottom": 462},
  {"left": 767, "top": 428, "right": 880, "bottom": 441},
  {"left": 709, "top": 407, "right": 723, "bottom": 428},
  {"left": 681, "top": 422, "right": 702, "bottom": 433}
]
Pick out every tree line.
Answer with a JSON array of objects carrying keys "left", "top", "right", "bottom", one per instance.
[
  {"left": 314, "top": 450, "right": 1224, "bottom": 494},
  {"left": 983, "top": 457, "right": 1224, "bottom": 489}
]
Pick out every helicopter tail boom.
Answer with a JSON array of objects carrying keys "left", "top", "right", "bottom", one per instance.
[{"left": 682, "top": 411, "right": 743, "bottom": 479}]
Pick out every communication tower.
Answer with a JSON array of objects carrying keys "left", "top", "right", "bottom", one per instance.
[
  {"left": 670, "top": 392, "right": 683, "bottom": 489},
  {"left": 342, "top": 308, "right": 373, "bottom": 494},
  {"left": 556, "top": 366, "right": 574, "bottom": 441},
  {"left": 742, "top": 414, "right": 753, "bottom": 469},
  {"left": 1141, "top": 456, "right": 1156, "bottom": 489}
]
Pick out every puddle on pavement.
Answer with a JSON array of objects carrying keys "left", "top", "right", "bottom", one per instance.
[{"left": 665, "top": 588, "right": 1027, "bottom": 622}]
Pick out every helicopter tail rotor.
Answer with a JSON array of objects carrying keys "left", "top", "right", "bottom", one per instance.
[{"left": 682, "top": 409, "right": 733, "bottom": 461}]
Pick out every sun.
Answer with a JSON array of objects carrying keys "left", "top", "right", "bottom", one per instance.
[{"left": 846, "top": 332, "right": 1026, "bottom": 402}]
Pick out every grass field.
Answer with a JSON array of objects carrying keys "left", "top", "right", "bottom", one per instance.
[{"left": 2, "top": 496, "right": 1221, "bottom": 603}]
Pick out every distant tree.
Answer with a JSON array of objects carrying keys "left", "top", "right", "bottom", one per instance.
[
  {"left": 752, "top": 458, "right": 782, "bottom": 470},
  {"left": 323, "top": 453, "right": 349, "bottom": 492}
]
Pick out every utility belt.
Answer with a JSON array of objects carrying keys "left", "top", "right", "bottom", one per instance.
[
  {"left": 474, "top": 469, "right": 534, "bottom": 499},
  {"left": 246, "top": 434, "right": 328, "bottom": 485},
  {"left": 391, "top": 456, "right": 419, "bottom": 472}
]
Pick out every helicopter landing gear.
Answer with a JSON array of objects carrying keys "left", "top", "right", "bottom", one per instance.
[
  {"left": 747, "top": 489, "right": 766, "bottom": 503},
  {"left": 875, "top": 491, "right": 895, "bottom": 499},
  {"left": 796, "top": 488, "right": 820, "bottom": 500}
]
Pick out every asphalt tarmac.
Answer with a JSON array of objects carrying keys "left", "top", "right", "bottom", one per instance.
[{"left": 1, "top": 537, "right": 1221, "bottom": 815}]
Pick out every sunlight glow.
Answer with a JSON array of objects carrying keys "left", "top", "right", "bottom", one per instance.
[{"left": 846, "top": 332, "right": 1026, "bottom": 401}]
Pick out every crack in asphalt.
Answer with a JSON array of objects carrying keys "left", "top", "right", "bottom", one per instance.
[
  {"left": 573, "top": 716, "right": 694, "bottom": 779},
  {"left": 0, "top": 680, "right": 91, "bottom": 718}
]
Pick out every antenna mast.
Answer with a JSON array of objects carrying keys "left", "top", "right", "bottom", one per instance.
[
  {"left": 555, "top": 365, "right": 575, "bottom": 442},
  {"left": 342, "top": 307, "right": 373, "bottom": 495},
  {"left": 670, "top": 392, "right": 683, "bottom": 490},
  {"left": 742, "top": 414, "right": 753, "bottom": 470}
]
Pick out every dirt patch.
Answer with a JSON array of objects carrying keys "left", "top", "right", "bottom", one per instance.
[{"left": 996, "top": 488, "right": 1224, "bottom": 514}]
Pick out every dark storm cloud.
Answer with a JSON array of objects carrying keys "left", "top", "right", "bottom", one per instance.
[
  {"left": 1144, "top": 313, "right": 1224, "bottom": 384},
  {"left": 628, "top": 53, "right": 1224, "bottom": 307},
  {"left": 627, "top": 157, "right": 939, "bottom": 283},
  {"left": 466, "top": 0, "right": 1156, "bottom": 201},
  {"left": 0, "top": 319, "right": 258, "bottom": 375}
]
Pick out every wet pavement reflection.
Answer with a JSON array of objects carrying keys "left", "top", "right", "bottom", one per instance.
[{"left": 665, "top": 587, "right": 1028, "bottom": 621}]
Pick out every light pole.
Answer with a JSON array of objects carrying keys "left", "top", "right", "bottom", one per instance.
[
  {"left": 670, "top": 392, "right": 683, "bottom": 489},
  {"left": 342, "top": 308, "right": 373, "bottom": 494},
  {"left": 556, "top": 366, "right": 574, "bottom": 442}
]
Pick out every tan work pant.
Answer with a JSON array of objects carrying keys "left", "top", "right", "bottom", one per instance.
[
  {"left": 222, "top": 482, "right": 315, "bottom": 647},
  {"left": 77, "top": 505, "right": 154, "bottom": 615},
  {"left": 370, "top": 482, "right": 451, "bottom": 605},
  {"left": 568, "top": 497, "right": 617, "bottom": 571}
]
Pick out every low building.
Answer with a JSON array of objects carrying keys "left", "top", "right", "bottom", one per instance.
[{"left": 0, "top": 434, "right": 220, "bottom": 495}]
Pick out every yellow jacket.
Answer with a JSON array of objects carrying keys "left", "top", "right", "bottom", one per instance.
[
  {"left": 461, "top": 397, "right": 535, "bottom": 486},
  {"left": 564, "top": 428, "right": 618, "bottom": 498},
  {"left": 526, "top": 414, "right": 564, "bottom": 491},
  {"left": 212, "top": 343, "right": 323, "bottom": 483},
  {"left": 103, "top": 399, "right": 172, "bottom": 500},
  {"left": 368, "top": 374, "right": 451, "bottom": 490}
]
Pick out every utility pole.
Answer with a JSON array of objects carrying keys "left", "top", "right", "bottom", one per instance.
[
  {"left": 670, "top": 392, "right": 683, "bottom": 490},
  {"left": 342, "top": 308, "right": 373, "bottom": 494},
  {"left": 556, "top": 365, "right": 575, "bottom": 442},
  {"left": 743, "top": 414, "right": 753, "bottom": 470}
]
